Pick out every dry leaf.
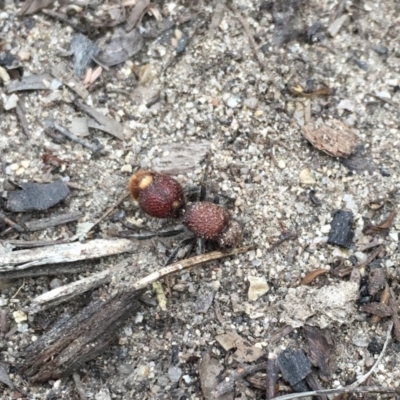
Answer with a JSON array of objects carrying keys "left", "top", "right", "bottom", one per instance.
[
  {"left": 96, "top": 28, "right": 143, "bottom": 67},
  {"left": 300, "top": 269, "right": 329, "bottom": 285},
  {"left": 363, "top": 209, "right": 397, "bottom": 235},
  {"left": 302, "top": 119, "right": 360, "bottom": 158},
  {"left": 360, "top": 303, "right": 393, "bottom": 318},
  {"left": 215, "top": 331, "right": 264, "bottom": 363}
]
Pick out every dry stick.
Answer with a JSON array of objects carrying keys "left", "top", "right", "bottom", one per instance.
[
  {"left": 29, "top": 260, "right": 128, "bottom": 314},
  {"left": 29, "top": 246, "right": 254, "bottom": 314},
  {"left": 0, "top": 238, "right": 136, "bottom": 271},
  {"left": 46, "top": 120, "right": 102, "bottom": 154},
  {"left": 337, "top": 245, "right": 384, "bottom": 277},
  {"left": 88, "top": 193, "right": 129, "bottom": 234},
  {"left": 0, "top": 212, "right": 25, "bottom": 234},
  {"left": 129, "top": 245, "right": 254, "bottom": 292},
  {"left": 42, "top": 9, "right": 86, "bottom": 34},
  {"left": 211, "top": 362, "right": 268, "bottom": 397},
  {"left": 24, "top": 211, "right": 83, "bottom": 232},
  {"left": 16, "top": 100, "right": 31, "bottom": 138},
  {"left": 271, "top": 322, "right": 394, "bottom": 400},
  {"left": 227, "top": 5, "right": 266, "bottom": 71}
]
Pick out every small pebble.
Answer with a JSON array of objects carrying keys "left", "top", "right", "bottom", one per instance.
[
  {"left": 168, "top": 366, "right": 183, "bottom": 383},
  {"left": 373, "top": 44, "right": 388, "bottom": 55},
  {"left": 248, "top": 276, "right": 269, "bottom": 301},
  {"left": 121, "top": 164, "right": 133, "bottom": 173},
  {"left": 15, "top": 167, "right": 25, "bottom": 176},
  {"left": 278, "top": 160, "right": 286, "bottom": 169},
  {"left": 18, "top": 50, "right": 31, "bottom": 61},
  {"left": 13, "top": 310, "right": 27, "bottom": 324},
  {"left": 4, "top": 94, "right": 19, "bottom": 110},
  {"left": 50, "top": 278, "right": 63, "bottom": 289},
  {"left": 299, "top": 168, "right": 316, "bottom": 185},
  {"left": 225, "top": 95, "right": 241, "bottom": 108},
  {"left": 244, "top": 97, "right": 258, "bottom": 110}
]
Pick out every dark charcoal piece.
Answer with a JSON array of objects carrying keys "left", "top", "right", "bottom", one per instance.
[
  {"left": 277, "top": 348, "right": 311, "bottom": 387},
  {"left": 327, "top": 210, "right": 354, "bottom": 249},
  {"left": 6, "top": 180, "right": 70, "bottom": 212},
  {"left": 367, "top": 337, "right": 384, "bottom": 355}
]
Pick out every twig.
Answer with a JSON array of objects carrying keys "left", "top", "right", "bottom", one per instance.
[
  {"left": 129, "top": 245, "right": 254, "bottom": 292},
  {"left": 271, "top": 322, "right": 394, "bottom": 400},
  {"left": 337, "top": 245, "right": 384, "bottom": 277},
  {"left": 89, "top": 193, "right": 129, "bottom": 234},
  {"left": 45, "top": 119, "right": 102, "bottom": 154},
  {"left": 24, "top": 211, "right": 83, "bottom": 232},
  {"left": 16, "top": 100, "right": 31, "bottom": 138},
  {"left": 0, "top": 212, "right": 25, "bottom": 234},
  {"left": 211, "top": 362, "right": 267, "bottom": 397},
  {"left": 0, "top": 238, "right": 136, "bottom": 271},
  {"left": 42, "top": 9, "right": 86, "bottom": 34},
  {"left": 227, "top": 5, "right": 266, "bottom": 71},
  {"left": 29, "top": 260, "right": 128, "bottom": 314},
  {"left": 29, "top": 246, "right": 254, "bottom": 313},
  {"left": 349, "top": 321, "right": 392, "bottom": 388},
  {"left": 266, "top": 232, "right": 298, "bottom": 253}
]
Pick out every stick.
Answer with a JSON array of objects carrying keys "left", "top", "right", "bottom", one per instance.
[
  {"left": 29, "top": 261, "right": 128, "bottom": 314},
  {"left": 24, "top": 211, "right": 83, "bottom": 232},
  {"left": 0, "top": 212, "right": 25, "bottom": 234},
  {"left": 29, "top": 246, "right": 254, "bottom": 313},
  {"left": 89, "top": 193, "right": 129, "bottom": 233},
  {"left": 45, "top": 119, "right": 102, "bottom": 154},
  {"left": 129, "top": 245, "right": 254, "bottom": 292},
  {"left": 0, "top": 238, "right": 136, "bottom": 271}
]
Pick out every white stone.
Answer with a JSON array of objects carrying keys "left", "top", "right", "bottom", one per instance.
[{"left": 248, "top": 276, "right": 269, "bottom": 301}]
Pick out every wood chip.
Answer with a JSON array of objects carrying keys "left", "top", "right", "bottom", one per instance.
[
  {"left": 360, "top": 303, "right": 393, "bottom": 318},
  {"left": 74, "top": 101, "right": 124, "bottom": 140},
  {"left": 152, "top": 142, "right": 211, "bottom": 174},
  {"left": 304, "top": 326, "right": 334, "bottom": 381},
  {"left": 215, "top": 331, "right": 264, "bottom": 363},
  {"left": 199, "top": 352, "right": 232, "bottom": 400},
  {"left": 7, "top": 73, "right": 54, "bottom": 93},
  {"left": 0, "top": 238, "right": 136, "bottom": 271},
  {"left": 302, "top": 119, "right": 360, "bottom": 158},
  {"left": 51, "top": 62, "right": 89, "bottom": 99}
]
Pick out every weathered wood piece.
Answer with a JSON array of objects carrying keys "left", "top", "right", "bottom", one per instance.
[
  {"left": 24, "top": 211, "right": 83, "bottom": 232},
  {"left": 0, "top": 239, "right": 136, "bottom": 271},
  {"left": 20, "top": 289, "right": 144, "bottom": 383}
]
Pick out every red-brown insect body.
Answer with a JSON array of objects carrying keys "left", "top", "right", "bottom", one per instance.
[
  {"left": 183, "top": 202, "right": 230, "bottom": 240},
  {"left": 128, "top": 171, "right": 185, "bottom": 218}
]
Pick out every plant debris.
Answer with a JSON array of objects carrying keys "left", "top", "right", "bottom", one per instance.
[{"left": 302, "top": 119, "right": 360, "bottom": 158}]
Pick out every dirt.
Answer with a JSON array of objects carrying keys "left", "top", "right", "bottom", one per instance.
[{"left": 1, "top": 0, "right": 400, "bottom": 399}]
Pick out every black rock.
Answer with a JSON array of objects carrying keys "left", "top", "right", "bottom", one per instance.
[
  {"left": 277, "top": 348, "right": 311, "bottom": 386},
  {"left": 7, "top": 180, "right": 70, "bottom": 212},
  {"left": 327, "top": 210, "right": 354, "bottom": 249}
]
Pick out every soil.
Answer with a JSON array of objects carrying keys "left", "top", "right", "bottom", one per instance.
[{"left": 0, "top": 0, "right": 400, "bottom": 399}]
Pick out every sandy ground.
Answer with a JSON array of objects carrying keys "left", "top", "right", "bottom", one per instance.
[{"left": 1, "top": 0, "right": 400, "bottom": 399}]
